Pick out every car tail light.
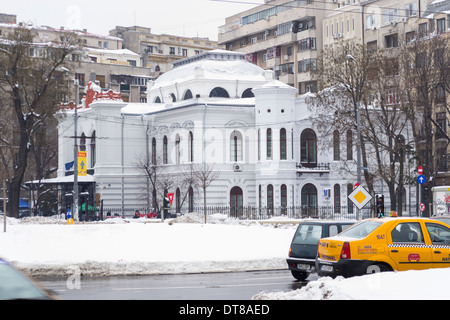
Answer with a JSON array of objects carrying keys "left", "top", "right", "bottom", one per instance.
[
  {"left": 340, "top": 242, "right": 351, "bottom": 259},
  {"left": 288, "top": 247, "right": 291, "bottom": 257}
]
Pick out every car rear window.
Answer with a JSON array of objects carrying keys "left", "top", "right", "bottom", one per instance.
[
  {"left": 292, "top": 224, "right": 322, "bottom": 245},
  {"left": 338, "top": 221, "right": 382, "bottom": 239}
]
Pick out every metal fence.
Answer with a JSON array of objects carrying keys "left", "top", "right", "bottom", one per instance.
[{"left": 99, "top": 204, "right": 420, "bottom": 221}]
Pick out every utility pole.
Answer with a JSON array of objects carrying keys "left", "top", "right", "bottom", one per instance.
[{"left": 73, "top": 80, "right": 79, "bottom": 222}]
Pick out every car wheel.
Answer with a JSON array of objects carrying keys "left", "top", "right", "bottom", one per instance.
[
  {"left": 291, "top": 270, "right": 308, "bottom": 281},
  {"left": 366, "top": 263, "right": 388, "bottom": 274}
]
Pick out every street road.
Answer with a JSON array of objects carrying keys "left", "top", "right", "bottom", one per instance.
[{"left": 39, "top": 270, "right": 317, "bottom": 300}]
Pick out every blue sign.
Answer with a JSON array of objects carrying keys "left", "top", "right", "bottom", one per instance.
[
  {"left": 66, "top": 208, "right": 71, "bottom": 219},
  {"left": 417, "top": 175, "right": 426, "bottom": 184}
]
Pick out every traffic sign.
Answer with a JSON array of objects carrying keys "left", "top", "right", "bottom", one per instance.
[
  {"left": 419, "top": 202, "right": 425, "bottom": 212},
  {"left": 417, "top": 175, "right": 426, "bottom": 185},
  {"left": 167, "top": 193, "right": 174, "bottom": 206},
  {"left": 418, "top": 166, "right": 423, "bottom": 175},
  {"left": 348, "top": 185, "right": 373, "bottom": 210},
  {"left": 78, "top": 151, "right": 87, "bottom": 176}
]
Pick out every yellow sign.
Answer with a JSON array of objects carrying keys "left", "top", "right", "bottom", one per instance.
[
  {"left": 78, "top": 151, "right": 87, "bottom": 176},
  {"left": 348, "top": 185, "right": 372, "bottom": 209}
]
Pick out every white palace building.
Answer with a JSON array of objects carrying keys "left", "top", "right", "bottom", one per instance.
[{"left": 57, "top": 49, "right": 402, "bottom": 218}]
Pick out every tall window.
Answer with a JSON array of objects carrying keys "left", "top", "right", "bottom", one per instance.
[
  {"left": 188, "top": 186, "right": 194, "bottom": 212},
  {"left": 90, "top": 131, "right": 96, "bottom": 168},
  {"left": 176, "top": 188, "right": 181, "bottom": 213},
  {"left": 281, "top": 184, "right": 287, "bottom": 211},
  {"left": 258, "top": 129, "right": 261, "bottom": 161},
  {"left": 188, "top": 131, "right": 194, "bottom": 162},
  {"left": 267, "top": 128, "right": 272, "bottom": 159},
  {"left": 163, "top": 136, "right": 168, "bottom": 164},
  {"left": 334, "top": 184, "right": 341, "bottom": 214},
  {"left": 346, "top": 130, "right": 353, "bottom": 161},
  {"left": 152, "top": 138, "right": 157, "bottom": 165},
  {"left": 347, "top": 183, "right": 354, "bottom": 214},
  {"left": 230, "top": 131, "right": 243, "bottom": 162},
  {"left": 175, "top": 134, "right": 181, "bottom": 164},
  {"left": 267, "top": 184, "right": 274, "bottom": 214},
  {"left": 280, "top": 128, "right": 287, "bottom": 160},
  {"left": 300, "top": 129, "right": 317, "bottom": 167},
  {"left": 333, "top": 130, "right": 340, "bottom": 161}
]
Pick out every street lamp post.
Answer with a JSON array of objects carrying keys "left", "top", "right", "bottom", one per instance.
[
  {"left": 73, "top": 79, "right": 79, "bottom": 221},
  {"left": 347, "top": 54, "right": 363, "bottom": 221}
]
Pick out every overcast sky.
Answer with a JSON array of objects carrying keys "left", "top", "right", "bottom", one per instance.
[{"left": 1, "top": 0, "right": 262, "bottom": 41}]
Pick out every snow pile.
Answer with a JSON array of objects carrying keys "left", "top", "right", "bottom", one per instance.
[
  {"left": 0, "top": 214, "right": 296, "bottom": 277},
  {"left": 253, "top": 268, "right": 450, "bottom": 300}
]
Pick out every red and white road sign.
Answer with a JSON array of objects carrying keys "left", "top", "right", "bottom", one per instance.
[
  {"left": 418, "top": 166, "right": 423, "bottom": 175},
  {"left": 167, "top": 193, "right": 174, "bottom": 206},
  {"left": 419, "top": 202, "right": 425, "bottom": 212}
]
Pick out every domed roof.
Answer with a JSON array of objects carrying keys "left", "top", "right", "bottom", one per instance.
[{"left": 151, "top": 50, "right": 269, "bottom": 90}]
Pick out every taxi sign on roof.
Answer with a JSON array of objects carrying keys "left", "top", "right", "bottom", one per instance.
[{"left": 348, "top": 185, "right": 373, "bottom": 210}]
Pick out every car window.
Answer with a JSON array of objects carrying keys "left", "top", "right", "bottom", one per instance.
[
  {"left": 329, "top": 225, "right": 338, "bottom": 237},
  {"left": 426, "top": 223, "right": 450, "bottom": 245},
  {"left": 391, "top": 222, "right": 424, "bottom": 243},
  {"left": 0, "top": 260, "right": 49, "bottom": 300},
  {"left": 292, "top": 224, "right": 322, "bottom": 245},
  {"left": 338, "top": 221, "right": 382, "bottom": 239}
]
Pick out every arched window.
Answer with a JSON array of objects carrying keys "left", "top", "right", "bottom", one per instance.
[
  {"left": 230, "top": 186, "right": 243, "bottom": 217},
  {"left": 267, "top": 184, "right": 274, "bottom": 215},
  {"left": 301, "top": 183, "right": 318, "bottom": 216},
  {"left": 188, "top": 186, "right": 194, "bottom": 212},
  {"left": 154, "top": 97, "right": 161, "bottom": 103},
  {"left": 230, "top": 131, "right": 242, "bottom": 162},
  {"left": 333, "top": 130, "right": 340, "bottom": 161},
  {"left": 163, "top": 136, "right": 168, "bottom": 164},
  {"left": 346, "top": 130, "right": 353, "bottom": 161},
  {"left": 281, "top": 184, "right": 287, "bottom": 209},
  {"left": 280, "top": 128, "right": 287, "bottom": 160},
  {"left": 334, "top": 184, "right": 341, "bottom": 214},
  {"left": 242, "top": 88, "right": 254, "bottom": 98},
  {"left": 152, "top": 138, "right": 157, "bottom": 165},
  {"left": 300, "top": 129, "right": 317, "bottom": 167},
  {"left": 175, "top": 134, "right": 181, "bottom": 164},
  {"left": 267, "top": 128, "right": 272, "bottom": 160},
  {"left": 188, "top": 131, "right": 194, "bottom": 162},
  {"left": 347, "top": 183, "right": 354, "bottom": 214},
  {"left": 90, "top": 131, "right": 96, "bottom": 168},
  {"left": 176, "top": 188, "right": 181, "bottom": 213},
  {"left": 170, "top": 93, "right": 177, "bottom": 102},
  {"left": 183, "top": 89, "right": 193, "bottom": 100},
  {"left": 209, "top": 87, "right": 229, "bottom": 98}
]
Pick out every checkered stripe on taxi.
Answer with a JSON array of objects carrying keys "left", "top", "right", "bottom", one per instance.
[{"left": 388, "top": 244, "right": 450, "bottom": 249}]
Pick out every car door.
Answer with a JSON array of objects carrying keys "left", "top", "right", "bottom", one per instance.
[
  {"left": 425, "top": 222, "right": 450, "bottom": 269},
  {"left": 388, "top": 222, "right": 433, "bottom": 271}
]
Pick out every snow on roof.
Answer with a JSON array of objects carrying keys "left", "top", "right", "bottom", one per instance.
[
  {"left": 87, "top": 48, "right": 139, "bottom": 56},
  {"left": 152, "top": 57, "right": 267, "bottom": 90}
]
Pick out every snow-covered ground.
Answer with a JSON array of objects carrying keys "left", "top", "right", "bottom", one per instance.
[{"left": 1, "top": 213, "right": 450, "bottom": 300}]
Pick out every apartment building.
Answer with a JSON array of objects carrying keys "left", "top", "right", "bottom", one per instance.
[
  {"left": 218, "top": 0, "right": 325, "bottom": 94},
  {"left": 109, "top": 26, "right": 220, "bottom": 78}
]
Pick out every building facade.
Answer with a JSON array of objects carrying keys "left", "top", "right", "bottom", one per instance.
[{"left": 57, "top": 50, "right": 415, "bottom": 217}]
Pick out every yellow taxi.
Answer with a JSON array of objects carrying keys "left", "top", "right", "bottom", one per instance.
[{"left": 316, "top": 217, "right": 450, "bottom": 278}]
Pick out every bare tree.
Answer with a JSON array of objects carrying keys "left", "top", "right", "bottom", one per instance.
[
  {"left": 0, "top": 26, "right": 77, "bottom": 218},
  {"left": 194, "top": 163, "right": 219, "bottom": 223},
  {"left": 310, "top": 41, "right": 414, "bottom": 215}
]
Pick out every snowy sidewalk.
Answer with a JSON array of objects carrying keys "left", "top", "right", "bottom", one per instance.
[{"left": 0, "top": 213, "right": 296, "bottom": 277}]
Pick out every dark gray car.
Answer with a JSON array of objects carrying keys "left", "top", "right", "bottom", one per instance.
[{"left": 287, "top": 220, "right": 355, "bottom": 281}]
